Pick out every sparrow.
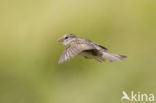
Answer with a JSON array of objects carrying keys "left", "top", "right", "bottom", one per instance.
[{"left": 58, "top": 34, "right": 126, "bottom": 64}]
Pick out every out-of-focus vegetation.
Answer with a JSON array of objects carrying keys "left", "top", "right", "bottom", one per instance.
[{"left": 0, "top": 0, "right": 156, "bottom": 103}]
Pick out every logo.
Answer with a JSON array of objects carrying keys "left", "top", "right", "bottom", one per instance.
[{"left": 121, "top": 91, "right": 155, "bottom": 102}]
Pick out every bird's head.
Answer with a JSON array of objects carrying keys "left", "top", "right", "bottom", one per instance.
[{"left": 58, "top": 34, "right": 76, "bottom": 45}]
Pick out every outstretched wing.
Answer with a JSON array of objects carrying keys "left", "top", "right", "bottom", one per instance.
[{"left": 58, "top": 39, "right": 95, "bottom": 64}]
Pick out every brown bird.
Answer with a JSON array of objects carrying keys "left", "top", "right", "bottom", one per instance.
[{"left": 58, "top": 34, "right": 126, "bottom": 64}]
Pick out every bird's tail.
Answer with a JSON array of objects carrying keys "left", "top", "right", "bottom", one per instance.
[{"left": 102, "top": 52, "right": 127, "bottom": 62}]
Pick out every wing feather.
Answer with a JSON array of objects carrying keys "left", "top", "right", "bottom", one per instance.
[{"left": 58, "top": 40, "right": 95, "bottom": 64}]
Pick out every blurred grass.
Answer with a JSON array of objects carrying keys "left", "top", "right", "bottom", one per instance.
[{"left": 0, "top": 0, "right": 156, "bottom": 103}]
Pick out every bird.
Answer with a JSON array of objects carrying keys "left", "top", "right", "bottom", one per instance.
[{"left": 58, "top": 34, "right": 127, "bottom": 64}]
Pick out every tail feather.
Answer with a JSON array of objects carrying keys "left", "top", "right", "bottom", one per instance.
[{"left": 102, "top": 52, "right": 127, "bottom": 62}]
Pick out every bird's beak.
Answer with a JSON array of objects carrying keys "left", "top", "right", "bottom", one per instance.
[{"left": 58, "top": 37, "right": 64, "bottom": 42}]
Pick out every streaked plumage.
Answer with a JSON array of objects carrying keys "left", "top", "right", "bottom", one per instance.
[{"left": 58, "top": 34, "right": 126, "bottom": 64}]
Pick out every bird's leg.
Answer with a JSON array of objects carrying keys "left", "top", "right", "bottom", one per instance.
[
  {"left": 96, "top": 58, "right": 103, "bottom": 62},
  {"left": 99, "top": 57, "right": 105, "bottom": 61}
]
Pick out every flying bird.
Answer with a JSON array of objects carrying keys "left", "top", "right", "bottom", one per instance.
[{"left": 58, "top": 34, "right": 126, "bottom": 64}]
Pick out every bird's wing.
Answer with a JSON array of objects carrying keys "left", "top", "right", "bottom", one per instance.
[
  {"left": 58, "top": 39, "right": 95, "bottom": 64},
  {"left": 97, "top": 44, "right": 108, "bottom": 50}
]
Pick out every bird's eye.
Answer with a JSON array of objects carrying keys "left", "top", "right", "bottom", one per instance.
[{"left": 65, "top": 37, "right": 68, "bottom": 39}]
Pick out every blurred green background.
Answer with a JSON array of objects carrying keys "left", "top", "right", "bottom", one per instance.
[{"left": 0, "top": 0, "right": 156, "bottom": 103}]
